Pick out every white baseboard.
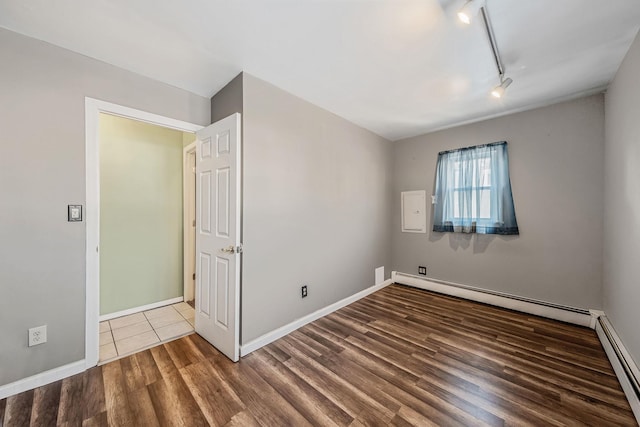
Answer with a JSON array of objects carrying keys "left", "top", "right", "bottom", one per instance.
[
  {"left": 595, "top": 316, "right": 640, "bottom": 423},
  {"left": 0, "top": 360, "right": 86, "bottom": 400},
  {"left": 99, "top": 296, "right": 184, "bottom": 321},
  {"left": 392, "top": 271, "right": 593, "bottom": 327},
  {"left": 240, "top": 279, "right": 393, "bottom": 356}
]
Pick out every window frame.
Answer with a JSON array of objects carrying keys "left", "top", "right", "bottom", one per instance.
[{"left": 446, "top": 154, "right": 494, "bottom": 226}]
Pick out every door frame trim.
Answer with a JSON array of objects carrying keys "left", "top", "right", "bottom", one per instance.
[
  {"left": 85, "top": 97, "right": 203, "bottom": 368},
  {"left": 183, "top": 142, "right": 197, "bottom": 303}
]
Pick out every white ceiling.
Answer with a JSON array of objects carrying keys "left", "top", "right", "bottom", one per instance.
[{"left": 1, "top": 0, "right": 639, "bottom": 140}]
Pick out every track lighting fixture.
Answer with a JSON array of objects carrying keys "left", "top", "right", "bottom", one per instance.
[
  {"left": 491, "top": 77, "right": 513, "bottom": 98},
  {"left": 457, "top": 0, "right": 514, "bottom": 98},
  {"left": 457, "top": 0, "right": 485, "bottom": 25}
]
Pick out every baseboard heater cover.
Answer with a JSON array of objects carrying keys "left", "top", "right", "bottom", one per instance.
[
  {"left": 392, "top": 271, "right": 593, "bottom": 327},
  {"left": 596, "top": 316, "right": 640, "bottom": 423}
]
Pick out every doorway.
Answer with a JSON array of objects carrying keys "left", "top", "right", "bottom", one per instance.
[
  {"left": 85, "top": 99, "right": 203, "bottom": 367},
  {"left": 95, "top": 113, "right": 198, "bottom": 363},
  {"left": 86, "top": 99, "right": 242, "bottom": 367}
]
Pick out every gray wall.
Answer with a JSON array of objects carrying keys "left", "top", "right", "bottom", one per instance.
[
  {"left": 211, "top": 72, "right": 243, "bottom": 123},
  {"left": 99, "top": 114, "right": 186, "bottom": 315},
  {"left": 0, "top": 28, "right": 210, "bottom": 386},
  {"left": 392, "top": 95, "right": 605, "bottom": 309},
  {"left": 604, "top": 32, "right": 640, "bottom": 367},
  {"left": 239, "top": 73, "right": 393, "bottom": 344}
]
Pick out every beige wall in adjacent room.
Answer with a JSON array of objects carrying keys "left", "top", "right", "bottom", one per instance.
[
  {"left": 99, "top": 114, "right": 187, "bottom": 315},
  {"left": 183, "top": 132, "right": 196, "bottom": 147}
]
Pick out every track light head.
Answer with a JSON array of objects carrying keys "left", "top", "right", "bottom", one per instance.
[
  {"left": 457, "top": 0, "right": 485, "bottom": 25},
  {"left": 491, "top": 77, "right": 513, "bottom": 98}
]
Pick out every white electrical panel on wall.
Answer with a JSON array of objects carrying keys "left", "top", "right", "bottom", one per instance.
[{"left": 401, "top": 190, "right": 427, "bottom": 233}]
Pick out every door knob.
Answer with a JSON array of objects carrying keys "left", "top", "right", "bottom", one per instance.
[{"left": 220, "top": 245, "right": 235, "bottom": 253}]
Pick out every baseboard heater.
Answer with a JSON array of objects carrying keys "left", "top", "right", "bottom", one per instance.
[
  {"left": 392, "top": 271, "right": 593, "bottom": 327},
  {"left": 596, "top": 316, "right": 640, "bottom": 421}
]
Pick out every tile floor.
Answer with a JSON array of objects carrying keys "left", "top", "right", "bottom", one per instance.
[{"left": 99, "top": 302, "right": 195, "bottom": 363}]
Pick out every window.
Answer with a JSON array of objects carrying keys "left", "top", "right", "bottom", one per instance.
[{"left": 432, "top": 141, "right": 519, "bottom": 235}]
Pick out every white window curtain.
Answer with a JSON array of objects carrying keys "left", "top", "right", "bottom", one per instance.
[{"left": 432, "top": 141, "right": 519, "bottom": 235}]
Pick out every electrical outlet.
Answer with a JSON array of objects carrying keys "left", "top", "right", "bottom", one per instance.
[
  {"left": 28, "top": 325, "right": 47, "bottom": 347},
  {"left": 418, "top": 266, "right": 427, "bottom": 275},
  {"left": 301, "top": 285, "right": 308, "bottom": 298}
]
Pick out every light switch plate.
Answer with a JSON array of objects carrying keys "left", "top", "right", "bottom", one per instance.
[{"left": 68, "top": 205, "right": 82, "bottom": 222}]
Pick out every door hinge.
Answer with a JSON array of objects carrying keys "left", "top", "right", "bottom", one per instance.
[
  {"left": 192, "top": 273, "right": 196, "bottom": 280},
  {"left": 192, "top": 220, "right": 196, "bottom": 227}
]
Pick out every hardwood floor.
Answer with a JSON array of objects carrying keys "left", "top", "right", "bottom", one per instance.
[{"left": 1, "top": 284, "right": 636, "bottom": 426}]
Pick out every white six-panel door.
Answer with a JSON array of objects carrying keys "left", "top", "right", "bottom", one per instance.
[{"left": 195, "top": 113, "right": 241, "bottom": 362}]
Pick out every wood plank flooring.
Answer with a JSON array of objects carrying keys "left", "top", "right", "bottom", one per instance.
[{"left": 1, "top": 284, "right": 636, "bottom": 426}]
